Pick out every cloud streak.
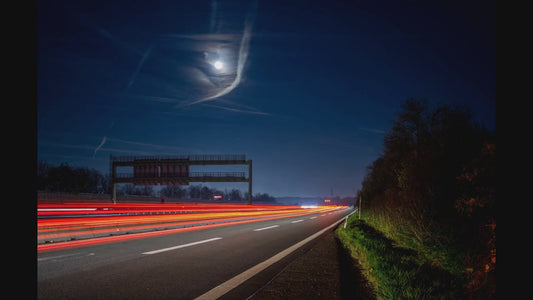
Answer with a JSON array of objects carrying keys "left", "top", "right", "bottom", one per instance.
[
  {"left": 106, "top": 137, "right": 194, "bottom": 152},
  {"left": 202, "top": 103, "right": 270, "bottom": 116},
  {"left": 358, "top": 127, "right": 387, "bottom": 134},
  {"left": 188, "top": 0, "right": 258, "bottom": 105},
  {"left": 126, "top": 43, "right": 153, "bottom": 90},
  {"left": 42, "top": 136, "right": 200, "bottom": 158},
  {"left": 93, "top": 136, "right": 107, "bottom": 158},
  {"left": 77, "top": 17, "right": 144, "bottom": 56}
]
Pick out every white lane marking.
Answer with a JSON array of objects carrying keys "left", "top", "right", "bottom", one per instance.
[
  {"left": 195, "top": 214, "right": 350, "bottom": 300},
  {"left": 142, "top": 237, "right": 222, "bottom": 255},
  {"left": 253, "top": 225, "right": 279, "bottom": 232},
  {"left": 38, "top": 253, "right": 78, "bottom": 262},
  {"left": 37, "top": 252, "right": 94, "bottom": 262},
  {"left": 291, "top": 219, "right": 303, "bottom": 223},
  {"left": 310, "top": 216, "right": 317, "bottom": 219},
  {"left": 320, "top": 214, "right": 327, "bottom": 217}
]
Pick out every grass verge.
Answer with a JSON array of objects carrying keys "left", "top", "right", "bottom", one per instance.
[{"left": 336, "top": 215, "right": 464, "bottom": 299}]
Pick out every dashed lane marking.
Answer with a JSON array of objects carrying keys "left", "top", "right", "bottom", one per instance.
[
  {"left": 142, "top": 237, "right": 222, "bottom": 255},
  {"left": 253, "top": 225, "right": 280, "bottom": 232}
]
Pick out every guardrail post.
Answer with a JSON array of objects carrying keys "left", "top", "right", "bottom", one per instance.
[{"left": 358, "top": 196, "right": 362, "bottom": 218}]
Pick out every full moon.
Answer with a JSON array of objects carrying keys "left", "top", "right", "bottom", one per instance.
[{"left": 214, "top": 60, "right": 223, "bottom": 70}]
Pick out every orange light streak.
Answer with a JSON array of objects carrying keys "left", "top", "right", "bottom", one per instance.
[
  {"left": 38, "top": 211, "right": 324, "bottom": 240},
  {"left": 37, "top": 202, "right": 346, "bottom": 253}
]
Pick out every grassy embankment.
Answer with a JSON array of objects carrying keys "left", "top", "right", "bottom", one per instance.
[
  {"left": 336, "top": 99, "right": 495, "bottom": 299},
  {"left": 336, "top": 214, "right": 464, "bottom": 299}
]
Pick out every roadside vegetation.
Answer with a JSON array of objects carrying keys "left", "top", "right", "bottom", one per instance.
[
  {"left": 338, "top": 99, "right": 495, "bottom": 299},
  {"left": 337, "top": 217, "right": 464, "bottom": 299}
]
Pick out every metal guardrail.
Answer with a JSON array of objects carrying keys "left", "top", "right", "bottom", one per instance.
[
  {"left": 188, "top": 155, "right": 246, "bottom": 161},
  {"left": 116, "top": 172, "right": 246, "bottom": 179},
  {"left": 110, "top": 154, "right": 246, "bottom": 163},
  {"left": 189, "top": 172, "right": 246, "bottom": 178}
]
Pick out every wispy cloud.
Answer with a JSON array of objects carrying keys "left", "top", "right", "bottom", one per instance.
[
  {"left": 358, "top": 127, "right": 387, "bottom": 134},
  {"left": 85, "top": 0, "right": 262, "bottom": 117},
  {"left": 93, "top": 136, "right": 107, "bottom": 158},
  {"left": 41, "top": 137, "right": 202, "bottom": 158},
  {"left": 77, "top": 17, "right": 144, "bottom": 56},
  {"left": 202, "top": 103, "right": 270, "bottom": 116},
  {"left": 187, "top": 0, "right": 258, "bottom": 105},
  {"left": 162, "top": 33, "right": 242, "bottom": 42},
  {"left": 126, "top": 43, "right": 153, "bottom": 90},
  {"left": 132, "top": 94, "right": 179, "bottom": 103},
  {"left": 106, "top": 138, "right": 195, "bottom": 152}
]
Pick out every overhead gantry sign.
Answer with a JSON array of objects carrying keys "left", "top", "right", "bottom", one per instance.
[{"left": 110, "top": 154, "right": 252, "bottom": 204}]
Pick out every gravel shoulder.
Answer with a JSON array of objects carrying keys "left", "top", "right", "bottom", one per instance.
[{"left": 250, "top": 228, "right": 375, "bottom": 299}]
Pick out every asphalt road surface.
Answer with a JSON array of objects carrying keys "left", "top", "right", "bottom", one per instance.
[{"left": 38, "top": 207, "right": 354, "bottom": 299}]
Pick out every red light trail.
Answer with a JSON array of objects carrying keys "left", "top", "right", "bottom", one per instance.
[{"left": 38, "top": 202, "right": 346, "bottom": 253}]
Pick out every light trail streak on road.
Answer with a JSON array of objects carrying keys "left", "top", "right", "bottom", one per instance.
[
  {"left": 37, "top": 202, "right": 346, "bottom": 253},
  {"left": 38, "top": 203, "right": 295, "bottom": 217}
]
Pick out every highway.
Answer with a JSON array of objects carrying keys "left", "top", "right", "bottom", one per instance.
[{"left": 38, "top": 204, "right": 354, "bottom": 299}]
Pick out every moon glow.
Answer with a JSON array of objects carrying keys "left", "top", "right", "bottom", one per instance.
[{"left": 214, "top": 60, "right": 223, "bottom": 70}]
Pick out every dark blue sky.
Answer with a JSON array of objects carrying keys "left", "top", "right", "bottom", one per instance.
[{"left": 38, "top": 0, "right": 495, "bottom": 197}]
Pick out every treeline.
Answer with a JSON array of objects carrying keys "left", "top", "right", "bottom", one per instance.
[
  {"left": 358, "top": 99, "right": 495, "bottom": 298},
  {"left": 143, "top": 185, "right": 274, "bottom": 203},
  {"left": 37, "top": 161, "right": 111, "bottom": 193},
  {"left": 37, "top": 161, "right": 275, "bottom": 203}
]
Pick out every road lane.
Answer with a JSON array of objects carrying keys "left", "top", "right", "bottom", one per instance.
[
  {"left": 38, "top": 207, "right": 353, "bottom": 299},
  {"left": 38, "top": 205, "right": 339, "bottom": 250},
  {"left": 197, "top": 214, "right": 351, "bottom": 300}
]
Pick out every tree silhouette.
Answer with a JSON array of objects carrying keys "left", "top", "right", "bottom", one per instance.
[{"left": 358, "top": 98, "right": 495, "bottom": 297}]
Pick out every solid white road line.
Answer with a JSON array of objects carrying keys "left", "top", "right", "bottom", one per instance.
[
  {"left": 291, "top": 219, "right": 303, "bottom": 223},
  {"left": 37, "top": 252, "right": 94, "bottom": 262},
  {"left": 142, "top": 237, "right": 222, "bottom": 255},
  {"left": 194, "top": 214, "right": 348, "bottom": 300},
  {"left": 253, "top": 225, "right": 279, "bottom": 232},
  {"left": 310, "top": 216, "right": 317, "bottom": 219}
]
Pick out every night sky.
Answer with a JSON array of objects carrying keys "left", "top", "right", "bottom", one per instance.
[{"left": 38, "top": 0, "right": 495, "bottom": 197}]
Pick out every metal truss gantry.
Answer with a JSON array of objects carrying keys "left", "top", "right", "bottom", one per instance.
[{"left": 110, "top": 154, "right": 252, "bottom": 204}]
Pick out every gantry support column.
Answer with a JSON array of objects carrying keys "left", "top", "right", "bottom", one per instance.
[
  {"left": 111, "top": 159, "right": 117, "bottom": 204},
  {"left": 248, "top": 160, "right": 252, "bottom": 204}
]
